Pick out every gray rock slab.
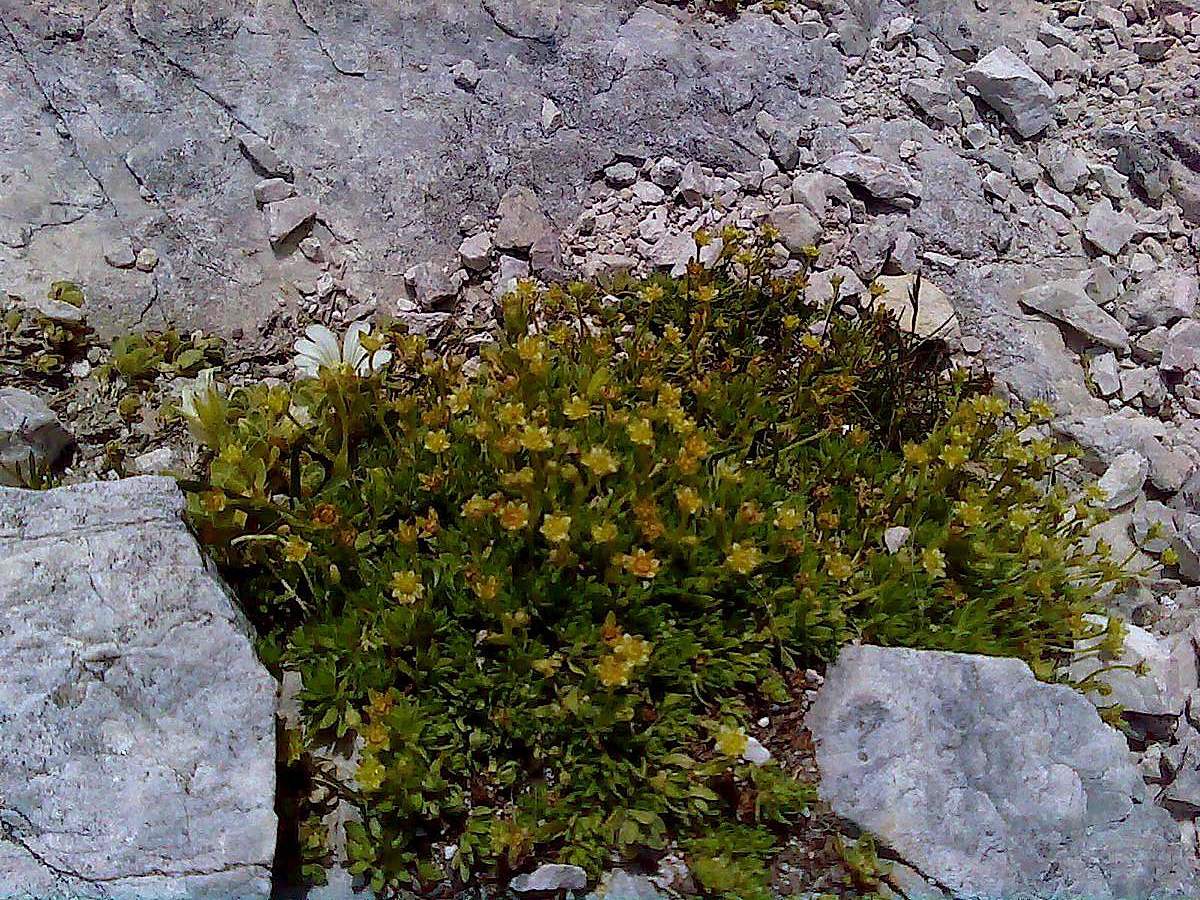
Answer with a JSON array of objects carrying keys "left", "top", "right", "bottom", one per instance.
[
  {"left": 0, "top": 387, "right": 72, "bottom": 485},
  {"left": 809, "top": 645, "right": 1197, "bottom": 900},
  {"left": 0, "top": 476, "right": 277, "bottom": 898},
  {"left": 1020, "top": 278, "right": 1130, "bottom": 351},
  {"left": 965, "top": 46, "right": 1056, "bottom": 138},
  {"left": 0, "top": 1, "right": 843, "bottom": 335}
]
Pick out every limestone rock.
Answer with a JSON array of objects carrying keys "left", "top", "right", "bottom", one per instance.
[
  {"left": 265, "top": 196, "right": 319, "bottom": 246},
  {"left": 1118, "top": 269, "right": 1199, "bottom": 332},
  {"left": 458, "top": 232, "right": 493, "bottom": 272},
  {"left": 873, "top": 274, "right": 960, "bottom": 343},
  {"left": 1070, "top": 615, "right": 1196, "bottom": 722},
  {"left": 1096, "top": 449, "right": 1150, "bottom": 509},
  {"left": 1161, "top": 320, "right": 1200, "bottom": 374},
  {"left": 511, "top": 863, "right": 588, "bottom": 893},
  {"left": 0, "top": 477, "right": 277, "bottom": 897},
  {"left": 765, "top": 203, "right": 822, "bottom": 253},
  {"left": 0, "top": 388, "right": 72, "bottom": 485},
  {"left": 809, "top": 645, "right": 1197, "bottom": 900},
  {"left": 238, "top": 131, "right": 293, "bottom": 180},
  {"left": 965, "top": 47, "right": 1056, "bottom": 139},
  {"left": 1085, "top": 199, "right": 1138, "bottom": 256},
  {"left": 824, "top": 152, "right": 922, "bottom": 206},
  {"left": 494, "top": 186, "right": 552, "bottom": 252},
  {"left": 1020, "top": 279, "right": 1129, "bottom": 351}
]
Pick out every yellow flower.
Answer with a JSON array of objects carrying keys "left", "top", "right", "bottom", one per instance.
[
  {"left": 596, "top": 654, "right": 632, "bottom": 688},
  {"left": 922, "top": 547, "right": 946, "bottom": 578},
  {"left": 1028, "top": 399, "right": 1054, "bottom": 421},
  {"left": 424, "top": 430, "right": 450, "bottom": 453},
  {"left": 356, "top": 753, "right": 386, "bottom": 792},
  {"left": 665, "top": 407, "right": 694, "bottom": 435},
  {"left": 940, "top": 444, "right": 968, "bottom": 469},
  {"left": 520, "top": 425, "right": 553, "bottom": 452},
  {"left": 738, "top": 502, "right": 764, "bottom": 525},
  {"left": 613, "top": 634, "right": 652, "bottom": 667},
  {"left": 1010, "top": 507, "right": 1035, "bottom": 529},
  {"left": 774, "top": 507, "right": 803, "bottom": 530},
  {"left": 396, "top": 521, "right": 419, "bottom": 544},
  {"left": 627, "top": 418, "right": 655, "bottom": 447},
  {"left": 532, "top": 656, "right": 562, "bottom": 677},
  {"left": 501, "top": 467, "right": 535, "bottom": 489},
  {"left": 499, "top": 402, "right": 527, "bottom": 427},
  {"left": 955, "top": 502, "right": 985, "bottom": 527},
  {"left": 715, "top": 727, "right": 749, "bottom": 759},
  {"left": 639, "top": 283, "right": 665, "bottom": 304},
  {"left": 563, "top": 395, "right": 591, "bottom": 420},
  {"left": 903, "top": 443, "right": 930, "bottom": 466},
  {"left": 684, "top": 432, "right": 710, "bottom": 459},
  {"left": 716, "top": 460, "right": 742, "bottom": 483},
  {"left": 663, "top": 324, "right": 682, "bottom": 343},
  {"left": 462, "top": 494, "right": 494, "bottom": 520},
  {"left": 496, "top": 432, "right": 521, "bottom": 455},
  {"left": 591, "top": 522, "right": 618, "bottom": 543},
  {"left": 363, "top": 719, "right": 390, "bottom": 750},
  {"left": 541, "top": 513, "right": 572, "bottom": 544},
  {"left": 800, "top": 333, "right": 823, "bottom": 352},
  {"left": 390, "top": 570, "right": 425, "bottom": 604},
  {"left": 676, "top": 452, "right": 699, "bottom": 475},
  {"left": 581, "top": 446, "right": 619, "bottom": 477},
  {"left": 516, "top": 335, "right": 545, "bottom": 362},
  {"left": 726, "top": 542, "right": 762, "bottom": 576},
  {"left": 658, "top": 384, "right": 682, "bottom": 408},
  {"left": 499, "top": 501, "right": 530, "bottom": 531},
  {"left": 676, "top": 487, "right": 703, "bottom": 516},
  {"left": 621, "top": 548, "right": 661, "bottom": 579},
  {"left": 448, "top": 388, "right": 471, "bottom": 415},
  {"left": 472, "top": 575, "right": 500, "bottom": 601},
  {"left": 826, "top": 552, "right": 853, "bottom": 581},
  {"left": 469, "top": 419, "right": 493, "bottom": 441},
  {"left": 283, "top": 535, "right": 311, "bottom": 562}
]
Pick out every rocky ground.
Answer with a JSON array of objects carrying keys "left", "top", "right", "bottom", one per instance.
[{"left": 5, "top": 0, "right": 1200, "bottom": 897}]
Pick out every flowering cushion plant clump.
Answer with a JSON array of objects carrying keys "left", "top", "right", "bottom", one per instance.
[{"left": 183, "top": 230, "right": 1127, "bottom": 897}]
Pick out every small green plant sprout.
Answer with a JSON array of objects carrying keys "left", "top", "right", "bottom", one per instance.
[{"left": 180, "top": 229, "right": 1126, "bottom": 895}]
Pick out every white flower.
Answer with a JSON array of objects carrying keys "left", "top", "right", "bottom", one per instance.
[
  {"left": 179, "top": 368, "right": 221, "bottom": 420},
  {"left": 292, "top": 322, "right": 392, "bottom": 379}
]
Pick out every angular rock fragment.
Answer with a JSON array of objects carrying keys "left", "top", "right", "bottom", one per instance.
[
  {"left": 238, "top": 131, "right": 293, "bottom": 180},
  {"left": 1084, "top": 198, "right": 1138, "bottom": 256},
  {"left": 965, "top": 47, "right": 1056, "bottom": 138},
  {"left": 0, "top": 477, "right": 277, "bottom": 897},
  {"left": 0, "top": 387, "right": 72, "bottom": 485},
  {"left": 265, "top": 195, "right": 319, "bottom": 246},
  {"left": 494, "top": 186, "right": 553, "bottom": 252},
  {"left": 1096, "top": 449, "right": 1149, "bottom": 509},
  {"left": 765, "top": 203, "right": 821, "bottom": 253},
  {"left": 511, "top": 863, "right": 587, "bottom": 893},
  {"left": 809, "top": 645, "right": 1197, "bottom": 900},
  {"left": 1020, "top": 279, "right": 1129, "bottom": 351},
  {"left": 824, "top": 152, "right": 922, "bottom": 206},
  {"left": 1118, "top": 268, "right": 1199, "bottom": 332}
]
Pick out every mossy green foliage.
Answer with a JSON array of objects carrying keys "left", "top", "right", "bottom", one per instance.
[
  {"left": 184, "top": 231, "right": 1125, "bottom": 895},
  {"left": 0, "top": 281, "right": 90, "bottom": 379}
]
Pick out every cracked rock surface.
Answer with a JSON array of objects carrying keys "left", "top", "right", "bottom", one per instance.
[
  {"left": 0, "top": 476, "right": 277, "bottom": 898},
  {"left": 808, "top": 645, "right": 1198, "bottom": 900},
  {"left": 0, "top": 0, "right": 841, "bottom": 335}
]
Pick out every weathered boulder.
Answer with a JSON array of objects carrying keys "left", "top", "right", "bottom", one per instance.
[
  {"left": 964, "top": 47, "right": 1056, "bottom": 139},
  {"left": 0, "top": 387, "right": 72, "bottom": 485},
  {"left": 0, "top": 476, "right": 277, "bottom": 898},
  {"left": 1020, "top": 278, "right": 1130, "bottom": 351},
  {"left": 809, "top": 645, "right": 1197, "bottom": 900}
]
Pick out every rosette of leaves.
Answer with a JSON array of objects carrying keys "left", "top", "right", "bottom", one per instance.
[
  {"left": 184, "top": 234, "right": 1123, "bottom": 896},
  {"left": 0, "top": 281, "right": 92, "bottom": 380}
]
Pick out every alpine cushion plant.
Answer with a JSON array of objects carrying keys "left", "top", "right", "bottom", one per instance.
[{"left": 182, "top": 230, "right": 1127, "bottom": 896}]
